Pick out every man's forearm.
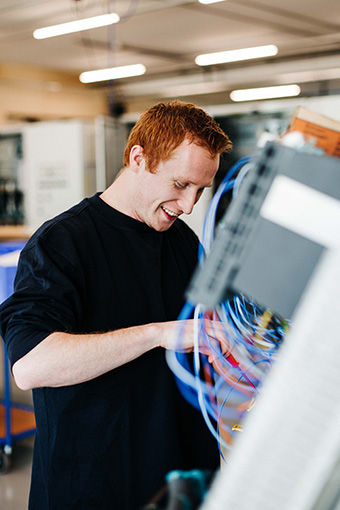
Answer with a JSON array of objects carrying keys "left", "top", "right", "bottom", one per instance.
[{"left": 12, "top": 323, "right": 161, "bottom": 390}]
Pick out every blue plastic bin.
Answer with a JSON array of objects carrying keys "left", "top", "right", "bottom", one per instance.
[
  {"left": 0, "top": 241, "right": 26, "bottom": 304},
  {"left": 0, "top": 240, "right": 35, "bottom": 473}
]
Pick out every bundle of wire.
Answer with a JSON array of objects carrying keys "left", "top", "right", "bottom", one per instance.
[{"left": 166, "top": 155, "right": 289, "bottom": 460}]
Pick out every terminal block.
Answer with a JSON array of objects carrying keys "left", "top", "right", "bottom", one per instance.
[{"left": 186, "top": 142, "right": 340, "bottom": 318}]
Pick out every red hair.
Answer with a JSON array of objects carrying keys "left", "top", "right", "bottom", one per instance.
[{"left": 123, "top": 100, "right": 232, "bottom": 173}]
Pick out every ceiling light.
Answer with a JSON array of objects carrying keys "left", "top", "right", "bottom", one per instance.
[
  {"left": 195, "top": 44, "right": 278, "bottom": 66},
  {"left": 230, "top": 84, "right": 301, "bottom": 102},
  {"left": 79, "top": 64, "right": 146, "bottom": 84},
  {"left": 198, "top": 0, "right": 227, "bottom": 4},
  {"left": 33, "top": 13, "right": 120, "bottom": 39}
]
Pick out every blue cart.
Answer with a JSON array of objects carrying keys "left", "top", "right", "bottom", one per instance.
[{"left": 0, "top": 241, "right": 36, "bottom": 473}]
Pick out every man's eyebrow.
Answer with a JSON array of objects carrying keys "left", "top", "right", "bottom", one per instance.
[{"left": 176, "top": 177, "right": 214, "bottom": 188}]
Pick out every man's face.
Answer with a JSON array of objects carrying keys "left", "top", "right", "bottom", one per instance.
[{"left": 131, "top": 138, "right": 220, "bottom": 232}]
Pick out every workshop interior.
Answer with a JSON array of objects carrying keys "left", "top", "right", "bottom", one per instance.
[{"left": 0, "top": 1, "right": 340, "bottom": 509}]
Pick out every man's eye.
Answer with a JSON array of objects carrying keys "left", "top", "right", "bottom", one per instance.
[{"left": 174, "top": 181, "right": 187, "bottom": 189}]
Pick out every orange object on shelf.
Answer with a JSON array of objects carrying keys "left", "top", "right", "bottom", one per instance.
[
  {"left": 287, "top": 106, "right": 340, "bottom": 158},
  {"left": 0, "top": 404, "right": 35, "bottom": 438}
]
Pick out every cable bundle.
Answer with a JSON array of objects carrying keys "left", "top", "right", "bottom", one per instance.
[{"left": 167, "top": 156, "right": 289, "bottom": 459}]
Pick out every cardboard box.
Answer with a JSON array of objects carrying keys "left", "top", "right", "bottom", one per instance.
[{"left": 287, "top": 107, "right": 340, "bottom": 158}]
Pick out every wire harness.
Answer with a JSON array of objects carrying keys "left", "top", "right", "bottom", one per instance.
[{"left": 166, "top": 156, "right": 289, "bottom": 460}]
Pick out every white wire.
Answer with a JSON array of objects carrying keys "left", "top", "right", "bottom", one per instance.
[
  {"left": 232, "top": 162, "right": 254, "bottom": 198},
  {"left": 193, "top": 304, "right": 232, "bottom": 452}
]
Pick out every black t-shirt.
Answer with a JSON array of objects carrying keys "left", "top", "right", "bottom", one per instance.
[{"left": 0, "top": 193, "right": 219, "bottom": 510}]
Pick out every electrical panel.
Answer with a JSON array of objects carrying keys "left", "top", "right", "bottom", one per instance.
[{"left": 186, "top": 142, "right": 340, "bottom": 319}]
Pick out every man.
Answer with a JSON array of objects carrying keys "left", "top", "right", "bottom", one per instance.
[{"left": 0, "top": 100, "right": 232, "bottom": 509}]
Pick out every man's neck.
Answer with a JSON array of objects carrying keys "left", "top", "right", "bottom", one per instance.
[{"left": 100, "top": 168, "right": 135, "bottom": 217}]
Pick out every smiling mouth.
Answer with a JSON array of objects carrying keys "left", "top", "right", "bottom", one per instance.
[{"left": 161, "top": 206, "right": 179, "bottom": 219}]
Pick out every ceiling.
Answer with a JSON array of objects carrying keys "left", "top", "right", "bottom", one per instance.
[{"left": 1, "top": 0, "right": 340, "bottom": 112}]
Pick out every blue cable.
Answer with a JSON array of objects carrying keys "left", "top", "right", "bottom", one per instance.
[{"left": 167, "top": 154, "right": 288, "bottom": 457}]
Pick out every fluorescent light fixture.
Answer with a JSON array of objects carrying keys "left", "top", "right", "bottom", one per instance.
[
  {"left": 230, "top": 84, "right": 301, "bottom": 102},
  {"left": 195, "top": 44, "right": 278, "bottom": 66},
  {"left": 33, "top": 13, "right": 120, "bottom": 39},
  {"left": 79, "top": 64, "right": 146, "bottom": 84},
  {"left": 198, "top": 0, "right": 227, "bottom": 4}
]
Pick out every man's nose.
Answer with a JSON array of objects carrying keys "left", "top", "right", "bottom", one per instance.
[{"left": 178, "top": 192, "right": 197, "bottom": 215}]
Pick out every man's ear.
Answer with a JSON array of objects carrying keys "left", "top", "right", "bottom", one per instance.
[{"left": 129, "top": 145, "right": 145, "bottom": 172}]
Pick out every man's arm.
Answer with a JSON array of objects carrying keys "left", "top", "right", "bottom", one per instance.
[{"left": 12, "top": 320, "right": 195, "bottom": 390}]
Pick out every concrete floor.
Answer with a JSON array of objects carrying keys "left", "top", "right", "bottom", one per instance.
[{"left": 0, "top": 437, "right": 34, "bottom": 510}]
